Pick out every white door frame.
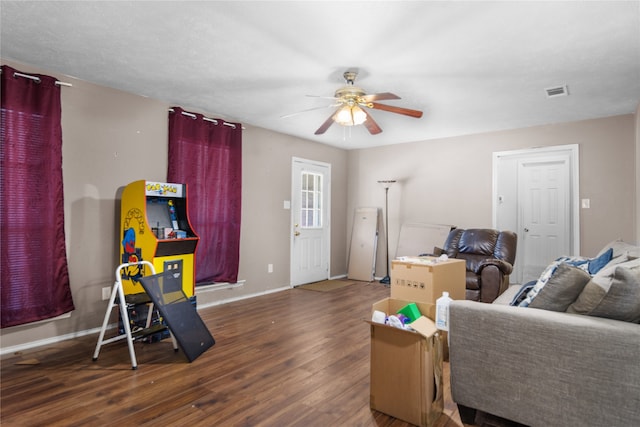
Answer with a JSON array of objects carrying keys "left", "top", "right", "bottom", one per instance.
[
  {"left": 290, "top": 157, "right": 331, "bottom": 287},
  {"left": 492, "top": 144, "right": 580, "bottom": 283}
]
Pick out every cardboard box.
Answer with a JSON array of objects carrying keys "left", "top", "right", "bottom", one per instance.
[
  {"left": 390, "top": 257, "right": 466, "bottom": 303},
  {"left": 368, "top": 257, "right": 463, "bottom": 425},
  {"left": 369, "top": 298, "right": 444, "bottom": 427}
]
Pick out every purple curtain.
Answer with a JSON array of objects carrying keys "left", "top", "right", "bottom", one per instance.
[
  {"left": 1, "top": 65, "right": 75, "bottom": 328},
  {"left": 167, "top": 107, "right": 242, "bottom": 284}
]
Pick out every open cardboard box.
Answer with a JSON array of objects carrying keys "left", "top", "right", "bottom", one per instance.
[
  {"left": 368, "top": 257, "right": 464, "bottom": 425},
  {"left": 368, "top": 298, "right": 444, "bottom": 427}
]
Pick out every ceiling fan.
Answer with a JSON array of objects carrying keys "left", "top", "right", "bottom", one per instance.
[{"left": 312, "top": 71, "right": 423, "bottom": 135}]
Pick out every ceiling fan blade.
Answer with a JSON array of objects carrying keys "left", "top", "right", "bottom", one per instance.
[
  {"left": 362, "top": 110, "right": 382, "bottom": 135},
  {"left": 306, "top": 95, "right": 339, "bottom": 100},
  {"left": 360, "top": 92, "right": 401, "bottom": 102},
  {"left": 370, "top": 102, "right": 423, "bottom": 118},
  {"left": 281, "top": 104, "right": 339, "bottom": 119},
  {"left": 314, "top": 113, "right": 336, "bottom": 135}
]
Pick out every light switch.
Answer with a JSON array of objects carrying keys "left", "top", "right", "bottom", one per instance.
[
  {"left": 581, "top": 198, "right": 590, "bottom": 209},
  {"left": 283, "top": 200, "right": 291, "bottom": 210}
]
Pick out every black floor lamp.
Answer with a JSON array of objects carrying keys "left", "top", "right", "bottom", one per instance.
[{"left": 378, "top": 180, "right": 396, "bottom": 285}]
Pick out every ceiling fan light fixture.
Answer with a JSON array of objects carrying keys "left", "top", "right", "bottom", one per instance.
[
  {"left": 333, "top": 106, "right": 352, "bottom": 125},
  {"left": 334, "top": 105, "right": 367, "bottom": 126},
  {"left": 352, "top": 105, "right": 367, "bottom": 125},
  {"left": 312, "top": 70, "right": 422, "bottom": 135}
]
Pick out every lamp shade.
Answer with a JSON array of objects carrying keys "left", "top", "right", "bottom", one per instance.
[
  {"left": 352, "top": 105, "right": 367, "bottom": 125},
  {"left": 334, "top": 105, "right": 367, "bottom": 126}
]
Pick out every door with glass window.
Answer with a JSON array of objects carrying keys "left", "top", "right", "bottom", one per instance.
[{"left": 290, "top": 158, "right": 330, "bottom": 286}]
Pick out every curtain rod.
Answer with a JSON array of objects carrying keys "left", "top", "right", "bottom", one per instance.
[
  {"left": 168, "top": 108, "right": 244, "bottom": 129},
  {"left": 6, "top": 70, "right": 73, "bottom": 87}
]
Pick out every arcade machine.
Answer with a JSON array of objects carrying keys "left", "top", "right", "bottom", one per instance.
[{"left": 119, "top": 180, "right": 199, "bottom": 298}]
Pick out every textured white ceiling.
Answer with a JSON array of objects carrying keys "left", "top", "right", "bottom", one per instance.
[{"left": 2, "top": 1, "right": 639, "bottom": 149}]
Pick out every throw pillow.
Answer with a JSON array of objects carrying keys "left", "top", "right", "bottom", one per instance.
[
  {"left": 567, "top": 259, "right": 640, "bottom": 322},
  {"left": 518, "top": 255, "right": 588, "bottom": 307},
  {"left": 519, "top": 252, "right": 626, "bottom": 308},
  {"left": 528, "top": 263, "right": 591, "bottom": 312}
]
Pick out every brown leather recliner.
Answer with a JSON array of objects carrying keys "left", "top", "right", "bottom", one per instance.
[{"left": 440, "top": 228, "right": 517, "bottom": 303}]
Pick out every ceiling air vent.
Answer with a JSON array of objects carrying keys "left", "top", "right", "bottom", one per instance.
[{"left": 545, "top": 85, "right": 569, "bottom": 98}]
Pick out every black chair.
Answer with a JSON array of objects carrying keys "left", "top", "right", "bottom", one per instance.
[{"left": 440, "top": 228, "right": 517, "bottom": 303}]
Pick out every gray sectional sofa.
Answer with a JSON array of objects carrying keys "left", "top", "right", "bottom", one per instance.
[{"left": 448, "top": 240, "right": 640, "bottom": 427}]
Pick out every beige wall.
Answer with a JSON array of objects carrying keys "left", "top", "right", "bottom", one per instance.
[
  {"left": 1, "top": 58, "right": 637, "bottom": 352},
  {"left": 348, "top": 115, "right": 638, "bottom": 276},
  {"left": 636, "top": 102, "right": 640, "bottom": 244},
  {"left": 0, "top": 59, "right": 348, "bottom": 351},
  {"left": 203, "top": 126, "right": 349, "bottom": 307}
]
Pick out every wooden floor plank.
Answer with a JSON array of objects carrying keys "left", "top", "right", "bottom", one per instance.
[{"left": 1, "top": 281, "right": 517, "bottom": 426}]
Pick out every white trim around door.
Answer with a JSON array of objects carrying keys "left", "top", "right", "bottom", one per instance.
[
  {"left": 493, "top": 144, "right": 580, "bottom": 284},
  {"left": 290, "top": 157, "right": 331, "bottom": 287}
]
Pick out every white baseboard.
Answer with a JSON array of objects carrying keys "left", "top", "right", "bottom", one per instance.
[
  {"left": 0, "top": 281, "right": 293, "bottom": 356},
  {"left": 196, "top": 280, "right": 246, "bottom": 293},
  {"left": 196, "top": 284, "right": 290, "bottom": 310},
  {"left": 0, "top": 324, "right": 113, "bottom": 357}
]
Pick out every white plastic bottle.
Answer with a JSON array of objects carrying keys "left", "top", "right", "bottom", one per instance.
[{"left": 435, "top": 291, "right": 453, "bottom": 331}]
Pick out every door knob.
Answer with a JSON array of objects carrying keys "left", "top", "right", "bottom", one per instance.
[
  {"left": 294, "top": 231, "right": 300, "bottom": 236},
  {"left": 524, "top": 228, "right": 529, "bottom": 232}
]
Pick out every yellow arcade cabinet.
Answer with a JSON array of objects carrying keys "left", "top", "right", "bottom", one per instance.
[{"left": 119, "top": 180, "right": 199, "bottom": 297}]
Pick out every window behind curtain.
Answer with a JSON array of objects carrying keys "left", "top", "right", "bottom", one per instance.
[
  {"left": 1, "top": 65, "right": 75, "bottom": 328},
  {"left": 167, "top": 107, "right": 242, "bottom": 284}
]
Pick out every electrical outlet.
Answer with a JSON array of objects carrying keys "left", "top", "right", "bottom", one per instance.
[
  {"left": 101, "top": 286, "right": 111, "bottom": 300},
  {"left": 268, "top": 264, "right": 273, "bottom": 273}
]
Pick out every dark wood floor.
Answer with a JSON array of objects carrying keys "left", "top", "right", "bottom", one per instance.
[{"left": 1, "top": 281, "right": 517, "bottom": 427}]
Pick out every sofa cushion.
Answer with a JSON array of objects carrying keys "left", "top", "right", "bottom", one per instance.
[
  {"left": 495, "top": 284, "right": 522, "bottom": 305},
  {"left": 596, "top": 239, "right": 640, "bottom": 260},
  {"left": 528, "top": 263, "right": 591, "bottom": 312},
  {"left": 602, "top": 252, "right": 632, "bottom": 270},
  {"left": 567, "top": 259, "right": 640, "bottom": 323}
]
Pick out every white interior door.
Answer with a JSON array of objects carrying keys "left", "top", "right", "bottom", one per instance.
[
  {"left": 518, "top": 156, "right": 571, "bottom": 283},
  {"left": 493, "top": 145, "right": 579, "bottom": 284},
  {"left": 290, "top": 158, "right": 330, "bottom": 286}
]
